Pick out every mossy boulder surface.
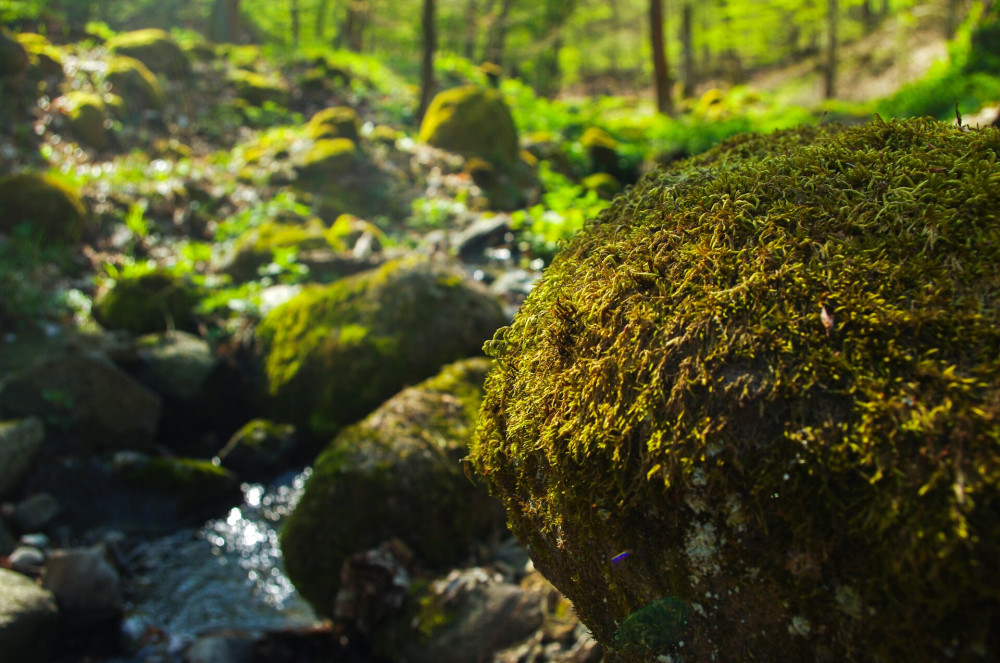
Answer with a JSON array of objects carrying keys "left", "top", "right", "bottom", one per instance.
[
  {"left": 470, "top": 118, "right": 1000, "bottom": 662},
  {"left": 220, "top": 218, "right": 331, "bottom": 282},
  {"left": 0, "top": 172, "right": 87, "bottom": 242},
  {"left": 63, "top": 91, "right": 109, "bottom": 150},
  {"left": 106, "top": 28, "right": 190, "bottom": 79},
  {"left": 257, "top": 256, "right": 506, "bottom": 438},
  {"left": 228, "top": 68, "right": 287, "bottom": 106},
  {"left": 93, "top": 270, "right": 201, "bottom": 335},
  {"left": 15, "top": 33, "right": 63, "bottom": 76},
  {"left": 0, "top": 27, "right": 28, "bottom": 77},
  {"left": 418, "top": 85, "right": 519, "bottom": 168},
  {"left": 105, "top": 56, "right": 165, "bottom": 112},
  {"left": 306, "top": 106, "right": 361, "bottom": 141},
  {"left": 280, "top": 357, "right": 505, "bottom": 616}
]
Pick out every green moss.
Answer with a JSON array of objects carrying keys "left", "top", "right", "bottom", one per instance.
[
  {"left": 581, "top": 172, "right": 621, "bottom": 200},
  {"left": 228, "top": 68, "right": 287, "bottom": 107},
  {"left": 63, "top": 91, "right": 109, "bottom": 150},
  {"left": 257, "top": 256, "right": 506, "bottom": 438},
  {"left": 279, "top": 357, "right": 502, "bottom": 615},
  {"left": 294, "top": 138, "right": 358, "bottom": 179},
  {"left": 471, "top": 118, "right": 1000, "bottom": 661},
  {"left": 0, "top": 172, "right": 86, "bottom": 243},
  {"left": 105, "top": 56, "right": 165, "bottom": 112},
  {"left": 93, "top": 269, "right": 201, "bottom": 335},
  {"left": 223, "top": 218, "right": 329, "bottom": 282},
  {"left": 418, "top": 85, "right": 520, "bottom": 169},
  {"left": 15, "top": 33, "right": 63, "bottom": 76},
  {"left": 115, "top": 455, "right": 237, "bottom": 514},
  {"left": 306, "top": 106, "right": 360, "bottom": 141},
  {"left": 0, "top": 27, "right": 28, "bottom": 77},
  {"left": 106, "top": 28, "right": 190, "bottom": 79}
]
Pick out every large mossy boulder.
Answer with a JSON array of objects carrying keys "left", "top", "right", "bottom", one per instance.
[
  {"left": 16, "top": 33, "right": 64, "bottom": 77},
  {"left": 280, "top": 357, "right": 505, "bottom": 616},
  {"left": 106, "top": 28, "right": 190, "bottom": 79},
  {"left": 228, "top": 68, "right": 288, "bottom": 107},
  {"left": 105, "top": 56, "right": 165, "bottom": 113},
  {"left": 257, "top": 256, "right": 506, "bottom": 438},
  {"left": 0, "top": 172, "right": 87, "bottom": 242},
  {"left": 418, "top": 85, "right": 534, "bottom": 210},
  {"left": 93, "top": 269, "right": 201, "bottom": 335},
  {"left": 418, "top": 86, "right": 519, "bottom": 167},
  {"left": 0, "top": 568, "right": 59, "bottom": 663},
  {"left": 470, "top": 118, "right": 1000, "bottom": 662},
  {"left": 0, "top": 27, "right": 28, "bottom": 77},
  {"left": 0, "top": 418, "right": 45, "bottom": 499},
  {"left": 306, "top": 106, "right": 360, "bottom": 141}
]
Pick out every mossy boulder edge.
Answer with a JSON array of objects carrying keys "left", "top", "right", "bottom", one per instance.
[
  {"left": 257, "top": 256, "right": 507, "bottom": 438},
  {"left": 471, "top": 118, "right": 1000, "bottom": 661}
]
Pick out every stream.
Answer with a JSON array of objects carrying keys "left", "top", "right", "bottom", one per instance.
[{"left": 115, "top": 469, "right": 319, "bottom": 661}]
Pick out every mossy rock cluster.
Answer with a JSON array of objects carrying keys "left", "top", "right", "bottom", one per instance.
[
  {"left": 93, "top": 269, "right": 201, "bottom": 335},
  {"left": 0, "top": 172, "right": 87, "bottom": 243},
  {"left": 113, "top": 453, "right": 238, "bottom": 517},
  {"left": 63, "top": 91, "right": 109, "bottom": 150},
  {"left": 418, "top": 85, "right": 536, "bottom": 210},
  {"left": 219, "top": 218, "right": 331, "bottom": 282},
  {"left": 15, "top": 33, "right": 63, "bottom": 77},
  {"left": 306, "top": 106, "right": 361, "bottom": 141},
  {"left": 105, "top": 56, "right": 165, "bottom": 113},
  {"left": 256, "top": 256, "right": 506, "bottom": 438},
  {"left": 280, "top": 357, "right": 504, "bottom": 616},
  {"left": 106, "top": 29, "right": 190, "bottom": 79},
  {"left": 228, "top": 68, "right": 288, "bottom": 107},
  {"left": 0, "top": 27, "right": 28, "bottom": 77},
  {"left": 470, "top": 118, "right": 1000, "bottom": 662}
]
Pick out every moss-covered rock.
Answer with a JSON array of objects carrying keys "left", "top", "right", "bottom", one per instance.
[
  {"left": 418, "top": 86, "right": 536, "bottom": 211},
  {"left": 105, "top": 56, "right": 165, "bottom": 113},
  {"left": 581, "top": 172, "right": 621, "bottom": 200},
  {"left": 470, "top": 118, "right": 1000, "bottom": 662},
  {"left": 63, "top": 91, "right": 109, "bottom": 150},
  {"left": 0, "top": 568, "right": 58, "bottom": 663},
  {"left": 0, "top": 172, "right": 87, "bottom": 242},
  {"left": 579, "top": 126, "right": 620, "bottom": 175},
  {"left": 280, "top": 357, "right": 505, "bottom": 616},
  {"left": 15, "top": 33, "right": 63, "bottom": 77},
  {"left": 219, "top": 218, "right": 331, "bottom": 282},
  {"left": 419, "top": 86, "right": 519, "bottom": 168},
  {"left": 113, "top": 452, "right": 238, "bottom": 517},
  {"left": 216, "top": 419, "right": 299, "bottom": 481},
  {"left": 0, "top": 417, "right": 44, "bottom": 499},
  {"left": 307, "top": 106, "right": 361, "bottom": 142},
  {"left": 106, "top": 28, "right": 190, "bottom": 79},
  {"left": 93, "top": 269, "right": 201, "bottom": 335},
  {"left": 228, "top": 68, "right": 287, "bottom": 107},
  {"left": 294, "top": 138, "right": 359, "bottom": 179},
  {"left": 257, "top": 256, "right": 506, "bottom": 438}
]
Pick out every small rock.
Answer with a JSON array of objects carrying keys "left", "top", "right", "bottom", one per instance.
[
  {"left": 136, "top": 331, "right": 216, "bottom": 402},
  {"left": 0, "top": 567, "right": 59, "bottom": 663},
  {"left": 452, "top": 215, "right": 514, "bottom": 262},
  {"left": 7, "top": 545, "right": 46, "bottom": 574},
  {"left": 41, "top": 546, "right": 123, "bottom": 629},
  {"left": 0, "top": 417, "right": 45, "bottom": 499},
  {"left": 184, "top": 635, "right": 254, "bottom": 663},
  {"left": 18, "top": 533, "right": 50, "bottom": 549},
  {"left": 216, "top": 419, "right": 299, "bottom": 482},
  {"left": 13, "top": 493, "right": 60, "bottom": 532}
]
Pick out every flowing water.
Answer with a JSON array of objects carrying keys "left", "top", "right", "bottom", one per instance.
[{"left": 116, "top": 469, "right": 319, "bottom": 661}]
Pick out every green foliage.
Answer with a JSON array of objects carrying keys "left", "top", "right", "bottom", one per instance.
[{"left": 0, "top": 223, "right": 81, "bottom": 331}]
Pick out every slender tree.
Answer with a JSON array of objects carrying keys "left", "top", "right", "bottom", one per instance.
[
  {"left": 291, "top": 0, "right": 301, "bottom": 44},
  {"left": 344, "top": 0, "right": 367, "bottom": 52},
  {"left": 680, "top": 2, "right": 695, "bottom": 98},
  {"left": 208, "top": 0, "right": 241, "bottom": 42},
  {"left": 650, "top": 0, "right": 674, "bottom": 114},
  {"left": 484, "top": 0, "right": 515, "bottom": 68},
  {"left": 463, "top": 0, "right": 479, "bottom": 59},
  {"left": 418, "top": 0, "right": 437, "bottom": 122},
  {"left": 823, "top": 0, "right": 838, "bottom": 99}
]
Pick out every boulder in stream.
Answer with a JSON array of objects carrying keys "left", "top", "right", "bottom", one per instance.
[
  {"left": 0, "top": 417, "right": 45, "bottom": 499},
  {"left": 0, "top": 567, "right": 59, "bottom": 663}
]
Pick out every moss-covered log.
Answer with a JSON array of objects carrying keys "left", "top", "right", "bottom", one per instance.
[{"left": 471, "top": 117, "right": 1000, "bottom": 662}]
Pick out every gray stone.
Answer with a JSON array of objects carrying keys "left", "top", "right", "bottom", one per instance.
[
  {"left": 0, "top": 418, "right": 45, "bottom": 499},
  {"left": 136, "top": 331, "right": 216, "bottom": 402},
  {"left": 0, "top": 353, "right": 161, "bottom": 450},
  {"left": 41, "top": 546, "right": 122, "bottom": 629},
  {"left": 184, "top": 635, "right": 254, "bottom": 663},
  {"left": 452, "top": 214, "right": 513, "bottom": 262},
  {"left": 0, "top": 567, "right": 59, "bottom": 663},
  {"left": 7, "top": 546, "right": 45, "bottom": 575},
  {"left": 12, "top": 493, "right": 60, "bottom": 532}
]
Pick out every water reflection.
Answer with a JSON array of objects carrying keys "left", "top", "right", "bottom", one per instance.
[{"left": 120, "top": 469, "right": 316, "bottom": 659}]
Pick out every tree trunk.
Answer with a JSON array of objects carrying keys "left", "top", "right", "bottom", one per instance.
[
  {"left": 823, "top": 0, "right": 838, "bottom": 99},
  {"left": 418, "top": 0, "right": 437, "bottom": 122},
  {"left": 946, "top": 0, "right": 961, "bottom": 38},
  {"left": 650, "top": 0, "right": 673, "bottom": 114},
  {"left": 315, "top": 0, "right": 330, "bottom": 42},
  {"left": 680, "top": 2, "right": 695, "bottom": 98},
  {"left": 291, "top": 0, "right": 301, "bottom": 45},
  {"left": 208, "top": 0, "right": 241, "bottom": 43},
  {"left": 463, "top": 0, "right": 478, "bottom": 60},
  {"left": 860, "top": 0, "right": 875, "bottom": 32},
  {"left": 485, "top": 0, "right": 514, "bottom": 68},
  {"left": 344, "top": 0, "right": 367, "bottom": 52}
]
